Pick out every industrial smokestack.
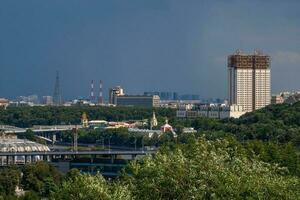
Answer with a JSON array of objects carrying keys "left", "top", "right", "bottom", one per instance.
[{"left": 90, "top": 80, "right": 95, "bottom": 102}]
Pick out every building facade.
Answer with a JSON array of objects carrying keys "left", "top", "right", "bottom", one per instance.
[
  {"left": 176, "top": 104, "right": 245, "bottom": 119},
  {"left": 116, "top": 95, "right": 160, "bottom": 108},
  {"left": 271, "top": 95, "right": 284, "bottom": 104},
  {"left": 228, "top": 50, "right": 271, "bottom": 112},
  {"left": 109, "top": 86, "right": 124, "bottom": 104},
  {"left": 0, "top": 98, "right": 9, "bottom": 109},
  {"left": 42, "top": 96, "right": 53, "bottom": 105}
]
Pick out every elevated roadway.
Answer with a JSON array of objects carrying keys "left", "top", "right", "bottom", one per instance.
[
  {"left": 0, "top": 150, "right": 156, "bottom": 157},
  {"left": 0, "top": 125, "right": 82, "bottom": 134}
]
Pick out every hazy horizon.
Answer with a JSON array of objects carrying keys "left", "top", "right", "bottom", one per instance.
[{"left": 1, "top": 0, "right": 300, "bottom": 100}]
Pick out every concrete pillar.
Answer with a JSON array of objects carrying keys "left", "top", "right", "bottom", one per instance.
[
  {"left": 12, "top": 156, "right": 16, "bottom": 165},
  {"left": 25, "top": 155, "right": 29, "bottom": 164},
  {"left": 90, "top": 166, "right": 94, "bottom": 174},
  {"left": 31, "top": 155, "right": 35, "bottom": 163},
  {"left": 52, "top": 133, "right": 56, "bottom": 145},
  {"left": 1, "top": 156, "right": 3, "bottom": 166},
  {"left": 110, "top": 155, "right": 116, "bottom": 164},
  {"left": 91, "top": 155, "right": 96, "bottom": 163}
]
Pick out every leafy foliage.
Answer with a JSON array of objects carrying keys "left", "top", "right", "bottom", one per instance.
[
  {"left": 123, "top": 138, "right": 300, "bottom": 199},
  {"left": 21, "top": 162, "right": 61, "bottom": 196},
  {"left": 0, "top": 167, "right": 21, "bottom": 195},
  {"left": 0, "top": 106, "right": 175, "bottom": 128},
  {"left": 50, "top": 173, "right": 132, "bottom": 200},
  {"left": 2, "top": 103, "right": 300, "bottom": 199}
]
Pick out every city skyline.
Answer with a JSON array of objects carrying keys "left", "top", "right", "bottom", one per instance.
[{"left": 1, "top": 1, "right": 300, "bottom": 99}]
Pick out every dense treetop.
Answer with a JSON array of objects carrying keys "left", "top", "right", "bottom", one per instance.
[
  {"left": 1, "top": 103, "right": 300, "bottom": 199},
  {"left": 0, "top": 106, "right": 175, "bottom": 127}
]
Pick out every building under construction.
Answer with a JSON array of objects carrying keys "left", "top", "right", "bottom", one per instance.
[{"left": 228, "top": 50, "right": 271, "bottom": 112}]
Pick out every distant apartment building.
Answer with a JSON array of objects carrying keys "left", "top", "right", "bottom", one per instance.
[
  {"left": 271, "top": 95, "right": 284, "bottom": 104},
  {"left": 176, "top": 104, "right": 245, "bottom": 119},
  {"left": 274, "top": 91, "right": 300, "bottom": 104},
  {"left": 160, "top": 92, "right": 173, "bottom": 100},
  {"left": 228, "top": 50, "right": 271, "bottom": 112},
  {"left": 284, "top": 93, "right": 300, "bottom": 104},
  {"left": 18, "top": 95, "right": 39, "bottom": 104},
  {"left": 144, "top": 91, "right": 179, "bottom": 101},
  {"left": 0, "top": 98, "right": 9, "bottom": 109},
  {"left": 116, "top": 95, "right": 160, "bottom": 108},
  {"left": 109, "top": 86, "right": 124, "bottom": 104},
  {"left": 144, "top": 91, "right": 160, "bottom": 97},
  {"left": 42, "top": 96, "right": 53, "bottom": 105},
  {"left": 180, "top": 94, "right": 200, "bottom": 101}
]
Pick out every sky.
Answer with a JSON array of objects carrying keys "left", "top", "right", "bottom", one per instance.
[{"left": 0, "top": 0, "right": 300, "bottom": 100}]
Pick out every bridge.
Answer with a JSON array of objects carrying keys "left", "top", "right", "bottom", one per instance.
[
  {"left": 0, "top": 150, "right": 156, "bottom": 167},
  {"left": 0, "top": 125, "right": 83, "bottom": 144},
  {"left": 0, "top": 125, "right": 82, "bottom": 134},
  {"left": 0, "top": 150, "right": 157, "bottom": 176},
  {"left": 0, "top": 150, "right": 155, "bottom": 157},
  {"left": 0, "top": 125, "right": 158, "bottom": 176}
]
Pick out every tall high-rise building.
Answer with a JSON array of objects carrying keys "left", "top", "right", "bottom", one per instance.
[
  {"left": 109, "top": 86, "right": 124, "bottom": 104},
  {"left": 42, "top": 96, "right": 53, "bottom": 105},
  {"left": 228, "top": 50, "right": 271, "bottom": 112},
  {"left": 53, "top": 71, "right": 63, "bottom": 105},
  {"left": 98, "top": 80, "right": 104, "bottom": 104}
]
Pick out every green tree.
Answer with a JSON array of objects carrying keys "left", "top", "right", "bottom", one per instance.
[
  {"left": 50, "top": 174, "right": 132, "bottom": 200},
  {"left": 19, "top": 191, "right": 39, "bottom": 200},
  {"left": 21, "top": 162, "right": 61, "bottom": 195},
  {"left": 0, "top": 168, "right": 21, "bottom": 196},
  {"left": 123, "top": 138, "right": 300, "bottom": 199}
]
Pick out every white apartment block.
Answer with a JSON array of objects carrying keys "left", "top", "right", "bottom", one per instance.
[
  {"left": 228, "top": 51, "right": 271, "bottom": 112},
  {"left": 176, "top": 104, "right": 245, "bottom": 119}
]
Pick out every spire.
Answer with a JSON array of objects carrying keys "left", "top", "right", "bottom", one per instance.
[
  {"left": 81, "top": 112, "right": 88, "bottom": 128},
  {"left": 150, "top": 111, "right": 158, "bottom": 130}
]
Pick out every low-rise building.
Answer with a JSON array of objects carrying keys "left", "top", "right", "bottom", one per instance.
[
  {"left": 42, "top": 96, "right": 53, "bottom": 105},
  {"left": 182, "top": 127, "right": 197, "bottom": 134},
  {"left": 88, "top": 120, "right": 108, "bottom": 129},
  {"left": 116, "top": 95, "right": 160, "bottom": 108},
  {"left": 271, "top": 95, "right": 284, "bottom": 104},
  {"left": 109, "top": 86, "right": 125, "bottom": 104},
  {"left": 176, "top": 104, "right": 245, "bottom": 119},
  {"left": 0, "top": 98, "right": 9, "bottom": 109},
  {"left": 128, "top": 128, "right": 162, "bottom": 138},
  {"left": 284, "top": 93, "right": 300, "bottom": 104}
]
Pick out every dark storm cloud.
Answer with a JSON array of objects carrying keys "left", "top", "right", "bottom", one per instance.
[{"left": 0, "top": 0, "right": 299, "bottom": 99}]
